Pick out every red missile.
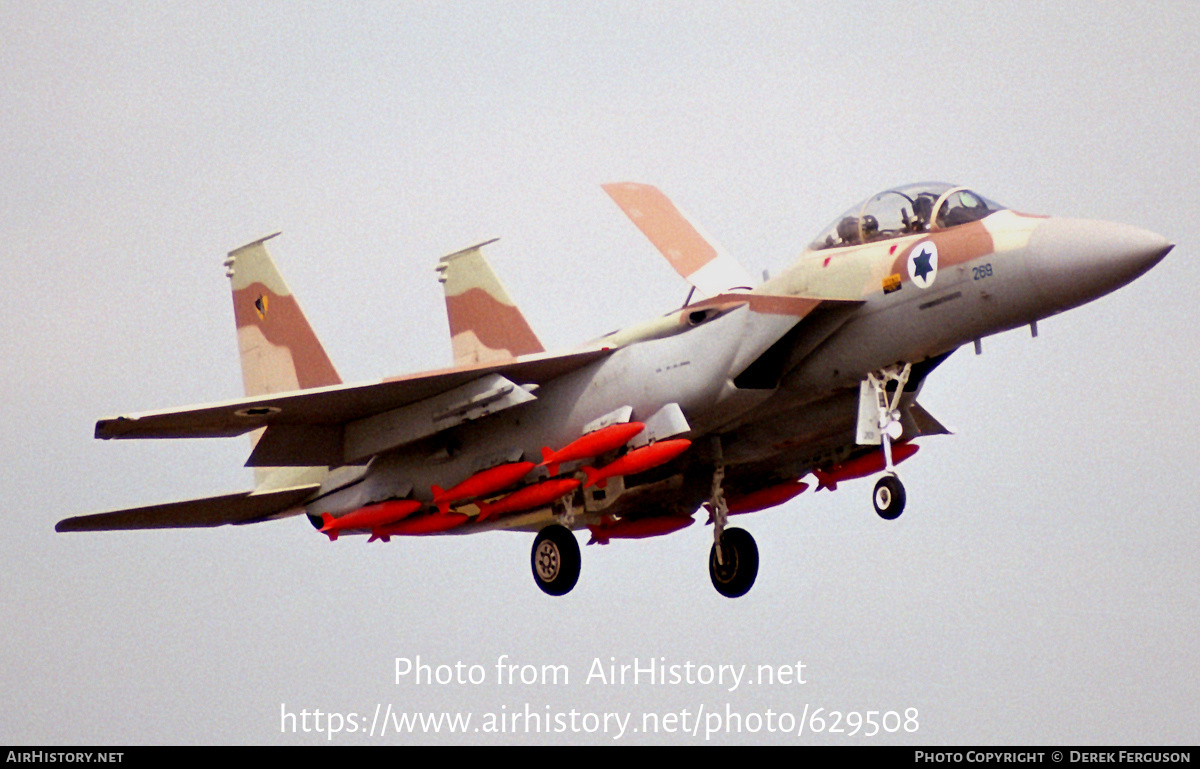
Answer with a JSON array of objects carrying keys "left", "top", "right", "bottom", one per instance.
[
  {"left": 476, "top": 478, "right": 581, "bottom": 521},
  {"left": 368, "top": 513, "right": 470, "bottom": 542},
  {"left": 431, "top": 461, "right": 535, "bottom": 514},
  {"left": 725, "top": 480, "right": 809, "bottom": 516},
  {"left": 539, "top": 421, "right": 646, "bottom": 475},
  {"left": 812, "top": 442, "right": 919, "bottom": 492},
  {"left": 587, "top": 514, "right": 694, "bottom": 545},
  {"left": 582, "top": 439, "right": 692, "bottom": 489},
  {"left": 319, "top": 499, "right": 423, "bottom": 541}
]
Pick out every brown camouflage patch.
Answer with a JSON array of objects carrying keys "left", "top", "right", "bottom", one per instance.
[
  {"left": 232, "top": 283, "right": 341, "bottom": 392},
  {"left": 445, "top": 287, "right": 545, "bottom": 359}
]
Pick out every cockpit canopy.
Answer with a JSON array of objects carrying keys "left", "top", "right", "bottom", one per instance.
[{"left": 808, "top": 182, "right": 1005, "bottom": 251}]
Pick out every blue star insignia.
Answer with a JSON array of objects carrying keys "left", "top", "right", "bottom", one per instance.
[{"left": 912, "top": 247, "right": 934, "bottom": 282}]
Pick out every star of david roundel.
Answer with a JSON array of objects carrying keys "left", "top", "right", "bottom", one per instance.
[{"left": 907, "top": 241, "right": 938, "bottom": 289}]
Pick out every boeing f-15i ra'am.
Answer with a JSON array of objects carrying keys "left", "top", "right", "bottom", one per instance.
[{"left": 57, "top": 182, "right": 1172, "bottom": 598}]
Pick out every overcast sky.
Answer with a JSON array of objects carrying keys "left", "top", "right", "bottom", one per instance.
[{"left": 2, "top": 1, "right": 1197, "bottom": 745}]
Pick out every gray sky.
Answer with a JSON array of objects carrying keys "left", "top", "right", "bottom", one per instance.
[{"left": 2, "top": 1, "right": 1197, "bottom": 745}]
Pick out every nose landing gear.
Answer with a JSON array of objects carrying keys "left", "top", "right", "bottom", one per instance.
[{"left": 862, "top": 364, "right": 912, "bottom": 520}]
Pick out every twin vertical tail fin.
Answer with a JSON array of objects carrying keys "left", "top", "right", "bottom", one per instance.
[
  {"left": 224, "top": 233, "right": 342, "bottom": 398},
  {"left": 224, "top": 234, "right": 342, "bottom": 483},
  {"left": 435, "top": 239, "right": 545, "bottom": 366},
  {"left": 602, "top": 182, "right": 756, "bottom": 298}
]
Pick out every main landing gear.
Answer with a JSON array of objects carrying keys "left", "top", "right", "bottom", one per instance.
[
  {"left": 864, "top": 364, "right": 912, "bottom": 521},
  {"left": 708, "top": 438, "right": 759, "bottom": 598},
  {"left": 531, "top": 524, "right": 580, "bottom": 596},
  {"left": 709, "top": 527, "right": 758, "bottom": 598}
]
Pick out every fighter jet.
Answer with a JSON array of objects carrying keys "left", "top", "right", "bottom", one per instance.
[{"left": 57, "top": 182, "right": 1172, "bottom": 598}]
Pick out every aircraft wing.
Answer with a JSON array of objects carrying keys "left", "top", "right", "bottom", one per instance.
[
  {"left": 95, "top": 348, "right": 613, "bottom": 467},
  {"left": 603, "top": 182, "right": 756, "bottom": 298},
  {"left": 55, "top": 484, "right": 320, "bottom": 532}
]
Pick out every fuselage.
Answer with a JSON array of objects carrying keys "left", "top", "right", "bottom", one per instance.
[
  {"left": 307, "top": 183, "right": 1171, "bottom": 533},
  {"left": 61, "top": 181, "right": 1174, "bottom": 600}
]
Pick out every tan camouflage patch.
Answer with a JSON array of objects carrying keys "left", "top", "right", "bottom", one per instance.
[
  {"left": 232, "top": 283, "right": 341, "bottom": 393},
  {"left": 445, "top": 287, "right": 546, "bottom": 362},
  {"left": 602, "top": 182, "right": 716, "bottom": 278}
]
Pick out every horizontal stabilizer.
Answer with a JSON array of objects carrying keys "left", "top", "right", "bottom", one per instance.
[{"left": 55, "top": 484, "right": 319, "bottom": 532}]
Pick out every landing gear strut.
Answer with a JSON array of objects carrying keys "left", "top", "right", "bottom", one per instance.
[
  {"left": 863, "top": 364, "right": 911, "bottom": 520},
  {"left": 531, "top": 524, "right": 580, "bottom": 596},
  {"left": 707, "top": 437, "right": 759, "bottom": 598}
]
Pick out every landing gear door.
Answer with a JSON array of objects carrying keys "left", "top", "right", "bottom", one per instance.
[{"left": 856, "top": 379, "right": 883, "bottom": 445}]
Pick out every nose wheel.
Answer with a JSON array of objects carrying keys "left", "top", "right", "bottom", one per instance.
[
  {"left": 872, "top": 474, "right": 906, "bottom": 520},
  {"left": 531, "top": 524, "right": 581, "bottom": 596}
]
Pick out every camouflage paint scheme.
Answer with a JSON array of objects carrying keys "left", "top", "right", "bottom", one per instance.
[
  {"left": 227, "top": 233, "right": 341, "bottom": 396},
  {"left": 436, "top": 239, "right": 545, "bottom": 366},
  {"left": 58, "top": 182, "right": 1172, "bottom": 597}
]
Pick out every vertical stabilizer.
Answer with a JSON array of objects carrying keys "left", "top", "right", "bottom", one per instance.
[
  {"left": 224, "top": 234, "right": 341, "bottom": 486},
  {"left": 435, "top": 239, "right": 545, "bottom": 366},
  {"left": 224, "top": 233, "right": 342, "bottom": 397},
  {"left": 602, "top": 182, "right": 755, "bottom": 298}
]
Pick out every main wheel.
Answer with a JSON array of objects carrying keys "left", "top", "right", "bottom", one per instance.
[
  {"left": 873, "top": 474, "right": 906, "bottom": 520},
  {"left": 531, "top": 524, "right": 581, "bottom": 596},
  {"left": 708, "top": 527, "right": 758, "bottom": 598}
]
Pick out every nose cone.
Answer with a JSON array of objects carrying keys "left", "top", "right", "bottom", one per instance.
[{"left": 1026, "top": 218, "right": 1173, "bottom": 312}]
